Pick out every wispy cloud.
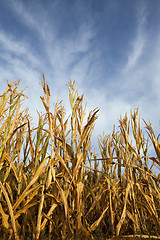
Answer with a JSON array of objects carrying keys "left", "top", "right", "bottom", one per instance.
[{"left": 123, "top": 4, "right": 147, "bottom": 73}]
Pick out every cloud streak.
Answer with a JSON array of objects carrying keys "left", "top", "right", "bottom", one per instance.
[{"left": 123, "top": 4, "right": 147, "bottom": 73}]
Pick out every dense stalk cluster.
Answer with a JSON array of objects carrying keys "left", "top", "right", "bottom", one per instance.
[{"left": 0, "top": 77, "right": 159, "bottom": 239}]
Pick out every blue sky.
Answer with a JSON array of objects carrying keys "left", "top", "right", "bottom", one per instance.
[{"left": 0, "top": 0, "right": 160, "bottom": 147}]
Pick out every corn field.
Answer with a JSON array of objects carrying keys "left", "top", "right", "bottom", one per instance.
[{"left": 0, "top": 76, "right": 160, "bottom": 240}]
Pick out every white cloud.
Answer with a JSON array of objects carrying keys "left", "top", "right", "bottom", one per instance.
[
  {"left": 123, "top": 5, "right": 147, "bottom": 73},
  {"left": 124, "top": 33, "right": 145, "bottom": 72}
]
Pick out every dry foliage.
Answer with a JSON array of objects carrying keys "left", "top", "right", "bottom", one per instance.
[{"left": 0, "top": 76, "right": 159, "bottom": 240}]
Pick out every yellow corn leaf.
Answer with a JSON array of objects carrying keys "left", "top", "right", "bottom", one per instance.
[
  {"left": 0, "top": 202, "right": 9, "bottom": 229},
  {"left": 45, "top": 193, "right": 61, "bottom": 204},
  {"left": 90, "top": 206, "right": 109, "bottom": 231},
  {"left": 27, "top": 120, "right": 35, "bottom": 160},
  {"left": 36, "top": 185, "right": 45, "bottom": 240},
  {"left": 72, "top": 152, "right": 83, "bottom": 178},
  {"left": 0, "top": 181, "right": 19, "bottom": 240},
  {"left": 116, "top": 182, "right": 130, "bottom": 236},
  {"left": 126, "top": 210, "right": 137, "bottom": 225},
  {"left": 55, "top": 179, "right": 73, "bottom": 235},
  {"left": 55, "top": 151, "right": 73, "bottom": 180},
  {"left": 5, "top": 182, "right": 13, "bottom": 203},
  {"left": 40, "top": 96, "right": 49, "bottom": 112},
  {"left": 24, "top": 185, "right": 42, "bottom": 206},
  {"left": 40, "top": 203, "right": 58, "bottom": 231},
  {"left": 13, "top": 156, "right": 49, "bottom": 211},
  {"left": 2, "top": 153, "right": 19, "bottom": 182},
  {"left": 45, "top": 167, "right": 52, "bottom": 190}
]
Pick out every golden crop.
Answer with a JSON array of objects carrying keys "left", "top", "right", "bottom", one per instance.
[{"left": 0, "top": 76, "right": 159, "bottom": 239}]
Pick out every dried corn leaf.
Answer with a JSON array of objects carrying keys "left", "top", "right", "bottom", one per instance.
[
  {"left": 90, "top": 206, "right": 109, "bottom": 231},
  {"left": 0, "top": 202, "right": 9, "bottom": 229}
]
